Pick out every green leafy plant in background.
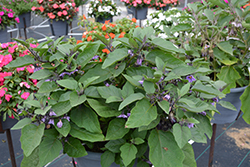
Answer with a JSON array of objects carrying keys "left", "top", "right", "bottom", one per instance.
[{"left": 1, "top": 0, "right": 38, "bottom": 15}]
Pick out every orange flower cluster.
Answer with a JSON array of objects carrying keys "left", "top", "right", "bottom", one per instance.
[{"left": 243, "top": 2, "right": 250, "bottom": 8}]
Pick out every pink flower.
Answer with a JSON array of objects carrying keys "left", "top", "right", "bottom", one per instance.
[
  {"left": 8, "top": 13, "right": 13, "bottom": 18},
  {"left": 224, "top": 0, "right": 228, "bottom": 3},
  {"left": 0, "top": 11, "right": 4, "bottom": 16},
  {"left": 31, "top": 79, "right": 38, "bottom": 85},
  {"left": 8, "top": 46, "right": 15, "bottom": 53},
  {"left": 62, "top": 10, "right": 68, "bottom": 16},
  {"left": 15, "top": 17, "right": 20, "bottom": 23},
  {"left": 20, "top": 82, "right": 31, "bottom": 88},
  {"left": 26, "top": 65, "right": 34, "bottom": 73},
  {"left": 31, "top": 6, "right": 37, "bottom": 11},
  {"left": 60, "top": 3, "right": 65, "bottom": 9},
  {"left": 5, "top": 94, "right": 12, "bottom": 102},
  {"left": 0, "top": 88, "right": 8, "bottom": 97},
  {"left": 18, "top": 90, "right": 21, "bottom": 94},
  {"left": 16, "top": 67, "right": 25, "bottom": 73},
  {"left": 1, "top": 43, "right": 9, "bottom": 48},
  {"left": 58, "top": 11, "right": 62, "bottom": 16},
  {"left": 29, "top": 43, "right": 38, "bottom": 48},
  {"left": 53, "top": 3, "right": 59, "bottom": 9},
  {"left": 21, "top": 92, "right": 30, "bottom": 100},
  {"left": 0, "top": 100, "right": 2, "bottom": 104},
  {"left": 72, "top": 3, "right": 76, "bottom": 7}
]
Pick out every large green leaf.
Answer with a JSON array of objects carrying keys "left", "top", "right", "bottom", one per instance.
[
  {"left": 64, "top": 137, "right": 88, "bottom": 157},
  {"left": 213, "top": 47, "right": 238, "bottom": 65},
  {"left": 52, "top": 100, "right": 72, "bottom": 116},
  {"left": 11, "top": 118, "right": 32, "bottom": 130},
  {"left": 152, "top": 38, "right": 185, "bottom": 53},
  {"left": 204, "top": 9, "right": 214, "bottom": 21},
  {"left": 126, "top": 66, "right": 154, "bottom": 78},
  {"left": 105, "top": 139, "right": 126, "bottom": 153},
  {"left": 5, "top": 55, "right": 35, "bottom": 68},
  {"left": 39, "top": 137, "right": 63, "bottom": 166},
  {"left": 148, "top": 129, "right": 185, "bottom": 167},
  {"left": 38, "top": 81, "right": 58, "bottom": 93},
  {"left": 119, "top": 93, "right": 144, "bottom": 111},
  {"left": 54, "top": 119, "right": 71, "bottom": 137},
  {"left": 97, "top": 85, "right": 122, "bottom": 100},
  {"left": 173, "top": 124, "right": 192, "bottom": 149},
  {"left": 82, "top": 76, "right": 100, "bottom": 89},
  {"left": 157, "top": 100, "right": 170, "bottom": 114},
  {"left": 121, "top": 82, "right": 134, "bottom": 98},
  {"left": 87, "top": 99, "right": 121, "bottom": 117},
  {"left": 69, "top": 91, "right": 86, "bottom": 107},
  {"left": 240, "top": 86, "right": 250, "bottom": 124},
  {"left": 125, "top": 99, "right": 157, "bottom": 128},
  {"left": 171, "top": 23, "right": 192, "bottom": 32},
  {"left": 145, "top": 50, "right": 184, "bottom": 69},
  {"left": 193, "top": 114, "right": 212, "bottom": 139},
  {"left": 171, "top": 65, "right": 197, "bottom": 77},
  {"left": 24, "top": 100, "right": 41, "bottom": 108},
  {"left": 70, "top": 106, "right": 102, "bottom": 133},
  {"left": 30, "top": 69, "right": 53, "bottom": 80},
  {"left": 120, "top": 143, "right": 137, "bottom": 166},
  {"left": 101, "top": 150, "right": 116, "bottom": 167},
  {"left": 57, "top": 79, "right": 78, "bottom": 90},
  {"left": 21, "top": 147, "right": 40, "bottom": 167},
  {"left": 21, "top": 124, "right": 45, "bottom": 157},
  {"left": 102, "top": 48, "right": 128, "bottom": 69},
  {"left": 182, "top": 143, "right": 197, "bottom": 167},
  {"left": 70, "top": 123, "right": 105, "bottom": 142},
  {"left": 76, "top": 42, "right": 100, "bottom": 68},
  {"left": 106, "top": 118, "right": 130, "bottom": 140},
  {"left": 79, "top": 64, "right": 112, "bottom": 85},
  {"left": 218, "top": 100, "right": 237, "bottom": 111},
  {"left": 192, "top": 82, "right": 225, "bottom": 98},
  {"left": 217, "top": 41, "right": 233, "bottom": 56},
  {"left": 217, "top": 66, "right": 241, "bottom": 84},
  {"left": 143, "top": 81, "right": 155, "bottom": 94},
  {"left": 138, "top": 116, "right": 161, "bottom": 132}
]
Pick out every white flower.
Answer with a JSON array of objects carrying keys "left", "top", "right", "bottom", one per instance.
[
  {"left": 159, "top": 25, "right": 164, "bottom": 31},
  {"left": 166, "top": 17, "right": 172, "bottom": 22},
  {"left": 173, "top": 32, "right": 179, "bottom": 37},
  {"left": 155, "top": 22, "right": 160, "bottom": 28},
  {"left": 111, "top": 11, "right": 114, "bottom": 15},
  {"left": 152, "top": 18, "right": 158, "bottom": 23},
  {"left": 158, "top": 33, "right": 168, "bottom": 39}
]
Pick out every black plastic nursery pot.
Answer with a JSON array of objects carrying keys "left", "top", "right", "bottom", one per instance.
[
  {"left": 134, "top": 7, "right": 148, "bottom": 20},
  {"left": 50, "top": 19, "right": 69, "bottom": 37},
  {"left": 0, "top": 115, "right": 18, "bottom": 133},
  {"left": 74, "top": 151, "right": 138, "bottom": 167},
  {"left": 18, "top": 12, "right": 31, "bottom": 29},
  {"left": 96, "top": 17, "right": 113, "bottom": 24},
  {"left": 212, "top": 86, "right": 247, "bottom": 124},
  {"left": 0, "top": 27, "right": 8, "bottom": 43}
]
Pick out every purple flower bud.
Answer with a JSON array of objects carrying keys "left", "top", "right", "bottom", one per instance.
[
  {"left": 105, "top": 83, "right": 110, "bottom": 87},
  {"left": 92, "top": 55, "right": 99, "bottom": 60},
  {"left": 186, "top": 75, "right": 196, "bottom": 83},
  {"left": 212, "top": 97, "right": 219, "bottom": 102},
  {"left": 199, "top": 111, "right": 206, "bottom": 116},
  {"left": 57, "top": 120, "right": 63, "bottom": 128},
  {"left": 187, "top": 123, "right": 194, "bottom": 128},
  {"left": 49, "top": 111, "right": 57, "bottom": 116},
  {"left": 164, "top": 94, "right": 170, "bottom": 100},
  {"left": 41, "top": 117, "right": 46, "bottom": 122},
  {"left": 127, "top": 113, "right": 131, "bottom": 117},
  {"left": 211, "top": 102, "right": 215, "bottom": 106},
  {"left": 152, "top": 67, "right": 157, "bottom": 70},
  {"left": 128, "top": 50, "right": 134, "bottom": 57},
  {"left": 63, "top": 116, "right": 70, "bottom": 122}
]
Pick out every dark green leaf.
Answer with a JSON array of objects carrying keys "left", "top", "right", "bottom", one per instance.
[
  {"left": 5, "top": 55, "right": 35, "bottom": 68},
  {"left": 102, "top": 48, "right": 128, "bottom": 69},
  {"left": 106, "top": 118, "right": 130, "bottom": 140},
  {"left": 120, "top": 143, "right": 137, "bottom": 166},
  {"left": 38, "top": 81, "right": 58, "bottom": 93},
  {"left": 64, "top": 137, "right": 88, "bottom": 157},
  {"left": 101, "top": 151, "right": 115, "bottom": 167}
]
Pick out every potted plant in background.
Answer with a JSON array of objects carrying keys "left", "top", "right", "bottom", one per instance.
[
  {"left": 1, "top": 0, "right": 38, "bottom": 29},
  {"left": 152, "top": 0, "right": 179, "bottom": 11},
  {"left": 88, "top": 0, "right": 121, "bottom": 23},
  {"left": 0, "top": 39, "right": 38, "bottom": 131},
  {"left": 120, "top": 0, "right": 152, "bottom": 20},
  {"left": 75, "top": 0, "right": 88, "bottom": 7},
  {"left": 77, "top": 17, "right": 138, "bottom": 42},
  {"left": 10, "top": 23, "right": 227, "bottom": 167},
  {"left": 0, "top": 5, "right": 19, "bottom": 43},
  {"left": 31, "top": 0, "right": 79, "bottom": 37}
]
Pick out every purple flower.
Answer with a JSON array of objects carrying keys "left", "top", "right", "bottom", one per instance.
[
  {"left": 186, "top": 75, "right": 196, "bottom": 83},
  {"left": 164, "top": 94, "right": 170, "bottom": 100},
  {"left": 117, "top": 114, "right": 128, "bottom": 118},
  {"left": 63, "top": 116, "right": 70, "bottom": 122},
  {"left": 212, "top": 97, "right": 219, "bottom": 102},
  {"left": 127, "top": 113, "right": 131, "bottom": 117},
  {"left": 92, "top": 55, "right": 99, "bottom": 60},
  {"left": 138, "top": 80, "right": 144, "bottom": 85},
  {"left": 128, "top": 50, "right": 134, "bottom": 57},
  {"left": 105, "top": 83, "right": 110, "bottom": 87},
  {"left": 211, "top": 102, "right": 215, "bottom": 106},
  {"left": 187, "top": 123, "right": 194, "bottom": 128},
  {"left": 48, "top": 119, "right": 54, "bottom": 125},
  {"left": 57, "top": 120, "right": 63, "bottom": 128},
  {"left": 49, "top": 111, "right": 57, "bottom": 116},
  {"left": 136, "top": 58, "right": 142, "bottom": 66},
  {"left": 41, "top": 117, "right": 46, "bottom": 122},
  {"left": 199, "top": 111, "right": 206, "bottom": 116}
]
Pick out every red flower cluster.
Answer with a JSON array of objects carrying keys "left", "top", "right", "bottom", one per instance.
[{"left": 31, "top": 0, "right": 78, "bottom": 22}]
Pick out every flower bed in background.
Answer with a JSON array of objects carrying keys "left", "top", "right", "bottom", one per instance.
[
  {"left": 0, "top": 39, "right": 39, "bottom": 120},
  {"left": 0, "top": 5, "right": 19, "bottom": 30},
  {"left": 78, "top": 17, "right": 139, "bottom": 42}
]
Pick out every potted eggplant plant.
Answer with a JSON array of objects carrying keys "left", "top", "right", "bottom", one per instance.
[{"left": 10, "top": 25, "right": 227, "bottom": 167}]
